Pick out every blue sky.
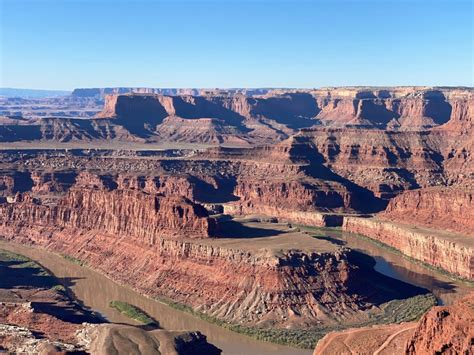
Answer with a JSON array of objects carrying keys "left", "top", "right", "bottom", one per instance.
[{"left": 0, "top": 0, "right": 472, "bottom": 90}]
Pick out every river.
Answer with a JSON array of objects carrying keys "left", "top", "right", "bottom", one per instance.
[
  {"left": 0, "top": 240, "right": 310, "bottom": 355},
  {"left": 299, "top": 227, "right": 473, "bottom": 306},
  {"left": 0, "top": 228, "right": 471, "bottom": 354}
]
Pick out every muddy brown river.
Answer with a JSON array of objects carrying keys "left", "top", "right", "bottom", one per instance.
[
  {"left": 311, "top": 228, "right": 473, "bottom": 306},
  {"left": 0, "top": 240, "right": 310, "bottom": 355},
  {"left": 0, "top": 228, "right": 472, "bottom": 354}
]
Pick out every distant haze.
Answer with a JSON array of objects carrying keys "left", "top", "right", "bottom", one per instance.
[{"left": 0, "top": 88, "right": 71, "bottom": 98}]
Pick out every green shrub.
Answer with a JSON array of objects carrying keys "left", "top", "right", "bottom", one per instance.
[{"left": 109, "top": 300, "right": 156, "bottom": 325}]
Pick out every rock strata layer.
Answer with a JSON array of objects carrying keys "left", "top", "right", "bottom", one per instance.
[
  {"left": 343, "top": 216, "right": 474, "bottom": 280},
  {"left": 381, "top": 186, "right": 474, "bottom": 234},
  {"left": 0, "top": 187, "right": 215, "bottom": 240},
  {"left": 1, "top": 87, "right": 472, "bottom": 146},
  {"left": 0, "top": 219, "right": 362, "bottom": 327}
]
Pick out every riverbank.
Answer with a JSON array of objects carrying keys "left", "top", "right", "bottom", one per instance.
[
  {"left": 298, "top": 225, "right": 474, "bottom": 305},
  {"left": 0, "top": 239, "right": 311, "bottom": 355},
  {"left": 158, "top": 293, "right": 436, "bottom": 349},
  {"left": 0, "top": 224, "right": 439, "bottom": 350},
  {"left": 0, "top": 249, "right": 100, "bottom": 353},
  {"left": 343, "top": 217, "right": 474, "bottom": 280}
]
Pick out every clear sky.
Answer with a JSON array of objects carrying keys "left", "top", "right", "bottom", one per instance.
[{"left": 0, "top": 0, "right": 472, "bottom": 90}]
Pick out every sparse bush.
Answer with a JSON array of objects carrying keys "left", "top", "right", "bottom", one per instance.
[{"left": 109, "top": 300, "right": 156, "bottom": 325}]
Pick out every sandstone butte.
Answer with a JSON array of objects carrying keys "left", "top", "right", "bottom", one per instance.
[{"left": 0, "top": 86, "right": 473, "bottom": 352}]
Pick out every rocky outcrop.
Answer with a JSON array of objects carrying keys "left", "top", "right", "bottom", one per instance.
[
  {"left": 0, "top": 176, "right": 15, "bottom": 194},
  {"left": 0, "top": 187, "right": 216, "bottom": 240},
  {"left": 224, "top": 204, "right": 343, "bottom": 227},
  {"left": 405, "top": 293, "right": 474, "bottom": 354},
  {"left": 343, "top": 217, "right": 474, "bottom": 280},
  {"left": 299, "top": 128, "right": 446, "bottom": 197},
  {"left": 310, "top": 87, "right": 471, "bottom": 129},
  {"left": 232, "top": 179, "right": 353, "bottom": 212},
  {"left": 156, "top": 116, "right": 250, "bottom": 145},
  {"left": 193, "top": 138, "right": 385, "bottom": 213},
  {"left": 1, "top": 322, "right": 221, "bottom": 355},
  {"left": 0, "top": 172, "right": 34, "bottom": 197},
  {"left": 437, "top": 91, "right": 474, "bottom": 133},
  {"left": 313, "top": 322, "right": 417, "bottom": 355},
  {"left": 0, "top": 249, "right": 221, "bottom": 355},
  {"left": 82, "top": 325, "right": 221, "bottom": 355},
  {"left": 299, "top": 121, "right": 473, "bottom": 197},
  {"left": 381, "top": 187, "right": 474, "bottom": 234},
  {"left": 313, "top": 293, "right": 474, "bottom": 355},
  {"left": 30, "top": 171, "right": 77, "bottom": 195},
  {"left": 116, "top": 174, "right": 196, "bottom": 200}
]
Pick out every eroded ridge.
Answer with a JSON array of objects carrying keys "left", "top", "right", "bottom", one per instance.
[{"left": 0, "top": 86, "right": 472, "bottom": 351}]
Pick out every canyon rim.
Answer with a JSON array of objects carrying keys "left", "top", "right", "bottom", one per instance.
[
  {"left": 0, "top": 86, "right": 472, "bottom": 354},
  {"left": 1, "top": 0, "right": 473, "bottom": 354}
]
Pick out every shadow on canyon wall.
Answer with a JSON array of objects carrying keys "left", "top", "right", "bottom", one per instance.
[
  {"left": 114, "top": 95, "right": 168, "bottom": 138},
  {"left": 347, "top": 250, "right": 451, "bottom": 306},
  {"left": 171, "top": 96, "right": 250, "bottom": 130},
  {"left": 300, "top": 144, "right": 388, "bottom": 213},
  {"left": 0, "top": 257, "right": 104, "bottom": 325},
  {"left": 216, "top": 215, "right": 283, "bottom": 238},
  {"left": 192, "top": 176, "right": 240, "bottom": 203},
  {"left": 251, "top": 93, "right": 321, "bottom": 129}
]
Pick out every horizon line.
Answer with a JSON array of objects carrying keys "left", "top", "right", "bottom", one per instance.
[{"left": 2, "top": 85, "right": 473, "bottom": 92}]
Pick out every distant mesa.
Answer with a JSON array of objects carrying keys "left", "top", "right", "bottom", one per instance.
[
  {"left": 0, "top": 88, "right": 71, "bottom": 98},
  {"left": 71, "top": 87, "right": 276, "bottom": 98}
]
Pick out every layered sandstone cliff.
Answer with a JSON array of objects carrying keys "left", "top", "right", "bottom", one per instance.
[
  {"left": 343, "top": 217, "right": 474, "bottom": 280},
  {"left": 381, "top": 187, "right": 474, "bottom": 235},
  {"left": 1, "top": 87, "right": 472, "bottom": 161},
  {"left": 310, "top": 87, "right": 472, "bottom": 129},
  {"left": 0, "top": 169, "right": 383, "bottom": 328},
  {"left": 96, "top": 87, "right": 473, "bottom": 131},
  {"left": 298, "top": 124, "right": 473, "bottom": 197},
  {"left": 194, "top": 138, "right": 384, "bottom": 214},
  {"left": 232, "top": 179, "right": 352, "bottom": 212},
  {"left": 0, "top": 187, "right": 215, "bottom": 240},
  {"left": 298, "top": 128, "right": 446, "bottom": 197},
  {"left": 0, "top": 140, "right": 383, "bottom": 218}
]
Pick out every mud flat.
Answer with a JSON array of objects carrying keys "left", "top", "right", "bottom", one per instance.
[{"left": 343, "top": 217, "right": 474, "bottom": 280}]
